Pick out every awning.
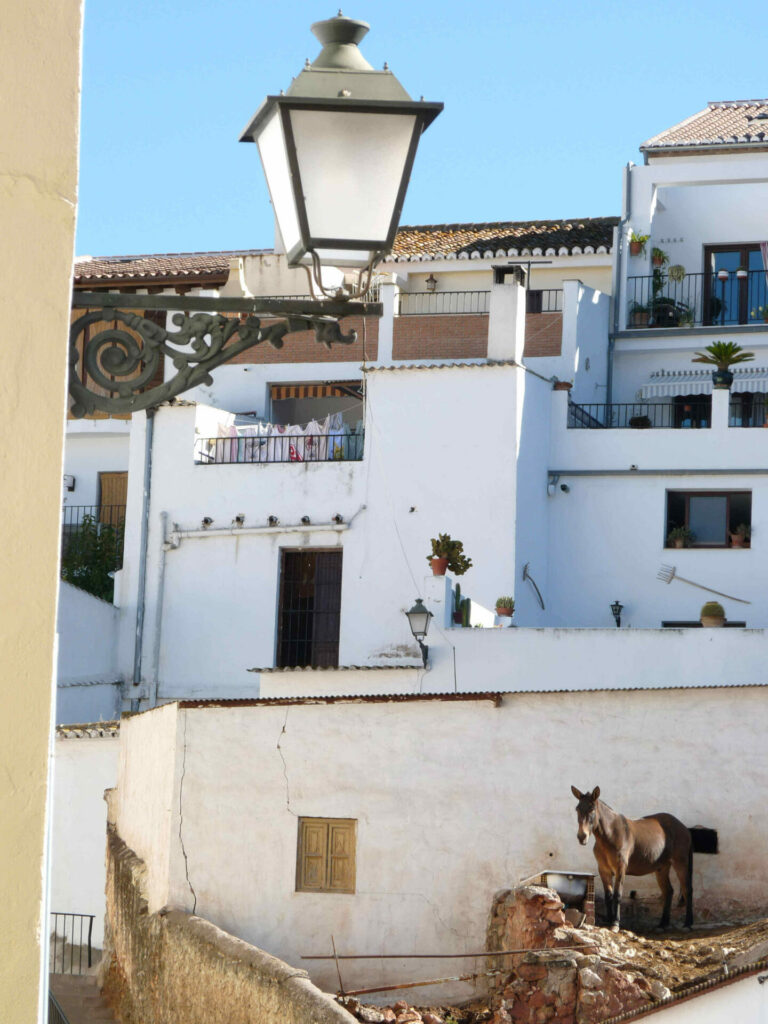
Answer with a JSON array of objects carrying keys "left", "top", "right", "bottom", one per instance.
[
  {"left": 639, "top": 367, "right": 768, "bottom": 398},
  {"left": 270, "top": 381, "right": 363, "bottom": 401}
]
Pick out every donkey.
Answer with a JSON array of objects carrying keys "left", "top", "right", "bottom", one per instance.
[{"left": 571, "top": 786, "right": 693, "bottom": 932}]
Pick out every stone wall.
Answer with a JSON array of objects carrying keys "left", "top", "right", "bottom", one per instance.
[{"left": 102, "top": 827, "right": 353, "bottom": 1024}]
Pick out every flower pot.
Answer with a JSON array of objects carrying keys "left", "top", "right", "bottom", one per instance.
[
  {"left": 430, "top": 557, "right": 449, "bottom": 576},
  {"left": 630, "top": 312, "right": 649, "bottom": 328},
  {"left": 729, "top": 533, "right": 748, "bottom": 548},
  {"left": 712, "top": 368, "right": 733, "bottom": 389},
  {"left": 629, "top": 241, "right": 643, "bottom": 257},
  {"left": 700, "top": 615, "right": 725, "bottom": 628},
  {"left": 496, "top": 607, "right": 514, "bottom": 617},
  {"left": 453, "top": 611, "right": 463, "bottom": 624},
  {"left": 652, "top": 256, "right": 665, "bottom": 268},
  {"left": 673, "top": 538, "right": 685, "bottom": 549}
]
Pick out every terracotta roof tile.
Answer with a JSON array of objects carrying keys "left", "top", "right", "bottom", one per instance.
[
  {"left": 642, "top": 100, "right": 768, "bottom": 152},
  {"left": 390, "top": 217, "right": 617, "bottom": 261},
  {"left": 74, "top": 249, "right": 269, "bottom": 287}
]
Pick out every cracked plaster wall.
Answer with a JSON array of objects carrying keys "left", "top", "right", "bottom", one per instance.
[{"left": 113, "top": 688, "right": 768, "bottom": 1004}]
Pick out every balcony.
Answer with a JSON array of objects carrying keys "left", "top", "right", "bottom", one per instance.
[
  {"left": 60, "top": 504, "right": 126, "bottom": 600},
  {"left": 626, "top": 268, "right": 768, "bottom": 329},
  {"left": 194, "top": 431, "right": 365, "bottom": 464},
  {"left": 568, "top": 401, "right": 711, "bottom": 429}
]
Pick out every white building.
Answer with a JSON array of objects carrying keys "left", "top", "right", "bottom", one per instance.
[{"left": 54, "top": 99, "right": 768, "bottom": 1009}]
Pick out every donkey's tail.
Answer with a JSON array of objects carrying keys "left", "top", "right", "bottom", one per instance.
[{"left": 684, "top": 830, "right": 694, "bottom": 927}]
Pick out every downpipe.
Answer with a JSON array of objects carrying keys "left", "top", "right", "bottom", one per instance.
[
  {"left": 131, "top": 409, "right": 155, "bottom": 712},
  {"left": 148, "top": 510, "right": 169, "bottom": 710}
]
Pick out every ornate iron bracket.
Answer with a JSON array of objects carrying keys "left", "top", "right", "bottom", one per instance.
[{"left": 69, "top": 292, "right": 381, "bottom": 418}]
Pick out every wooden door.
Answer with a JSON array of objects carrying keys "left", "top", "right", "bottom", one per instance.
[{"left": 98, "top": 472, "right": 128, "bottom": 526}]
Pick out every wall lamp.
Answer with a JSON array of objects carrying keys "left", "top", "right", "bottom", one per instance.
[
  {"left": 547, "top": 473, "right": 560, "bottom": 496},
  {"left": 405, "top": 598, "right": 433, "bottom": 668},
  {"left": 425, "top": 273, "right": 438, "bottom": 292},
  {"left": 611, "top": 600, "right": 623, "bottom": 628}
]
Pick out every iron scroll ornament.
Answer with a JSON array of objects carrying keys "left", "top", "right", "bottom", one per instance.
[{"left": 68, "top": 293, "right": 375, "bottom": 418}]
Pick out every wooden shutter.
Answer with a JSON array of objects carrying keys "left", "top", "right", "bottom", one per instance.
[
  {"left": 98, "top": 472, "right": 128, "bottom": 525},
  {"left": 297, "top": 818, "right": 356, "bottom": 893}
]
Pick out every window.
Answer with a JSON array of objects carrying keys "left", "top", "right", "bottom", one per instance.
[
  {"left": 296, "top": 817, "right": 356, "bottom": 893},
  {"left": 277, "top": 550, "right": 342, "bottom": 667},
  {"left": 703, "top": 245, "right": 767, "bottom": 325},
  {"left": 665, "top": 490, "right": 751, "bottom": 548}
]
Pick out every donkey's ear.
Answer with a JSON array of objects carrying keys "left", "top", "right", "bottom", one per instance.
[
  {"left": 591, "top": 786, "right": 600, "bottom": 801},
  {"left": 571, "top": 785, "right": 583, "bottom": 799}
]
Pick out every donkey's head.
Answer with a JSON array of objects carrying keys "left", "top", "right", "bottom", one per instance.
[{"left": 571, "top": 785, "right": 600, "bottom": 845}]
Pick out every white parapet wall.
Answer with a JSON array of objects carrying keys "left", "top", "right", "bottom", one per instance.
[
  {"left": 115, "top": 688, "right": 768, "bottom": 1003},
  {"left": 57, "top": 581, "right": 121, "bottom": 724}
]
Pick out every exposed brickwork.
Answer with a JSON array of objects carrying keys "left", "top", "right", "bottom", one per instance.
[
  {"left": 392, "top": 314, "right": 488, "bottom": 360},
  {"left": 524, "top": 312, "right": 563, "bottom": 358},
  {"left": 224, "top": 314, "right": 378, "bottom": 364}
]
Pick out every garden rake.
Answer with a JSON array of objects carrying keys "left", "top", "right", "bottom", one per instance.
[{"left": 656, "top": 564, "right": 751, "bottom": 604}]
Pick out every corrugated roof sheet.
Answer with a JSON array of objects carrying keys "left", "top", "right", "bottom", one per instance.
[
  {"left": 248, "top": 664, "right": 422, "bottom": 673},
  {"left": 642, "top": 99, "right": 768, "bottom": 152},
  {"left": 364, "top": 359, "right": 517, "bottom": 373}
]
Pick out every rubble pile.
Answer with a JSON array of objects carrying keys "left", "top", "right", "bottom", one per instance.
[{"left": 338, "top": 997, "right": 489, "bottom": 1024}]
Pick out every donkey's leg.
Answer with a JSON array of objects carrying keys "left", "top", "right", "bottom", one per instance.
[
  {"left": 611, "top": 861, "right": 627, "bottom": 932},
  {"left": 597, "top": 865, "right": 614, "bottom": 927},
  {"left": 655, "top": 864, "right": 673, "bottom": 929},
  {"left": 673, "top": 852, "right": 693, "bottom": 929}
]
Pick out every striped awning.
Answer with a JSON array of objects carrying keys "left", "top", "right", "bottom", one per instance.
[
  {"left": 639, "top": 366, "right": 768, "bottom": 398},
  {"left": 270, "top": 381, "right": 363, "bottom": 401}
]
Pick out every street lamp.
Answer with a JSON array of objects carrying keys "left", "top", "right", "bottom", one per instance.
[
  {"left": 240, "top": 13, "right": 442, "bottom": 298},
  {"left": 68, "top": 12, "right": 442, "bottom": 417},
  {"left": 610, "top": 600, "right": 623, "bottom": 628},
  {"left": 405, "top": 598, "right": 433, "bottom": 668}
]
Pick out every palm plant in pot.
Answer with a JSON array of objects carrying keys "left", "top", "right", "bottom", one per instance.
[
  {"left": 427, "top": 534, "right": 472, "bottom": 577},
  {"left": 700, "top": 601, "right": 726, "bottom": 628},
  {"left": 692, "top": 341, "right": 755, "bottom": 389}
]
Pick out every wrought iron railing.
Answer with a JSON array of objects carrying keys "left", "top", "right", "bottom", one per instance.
[
  {"left": 60, "top": 505, "right": 126, "bottom": 571},
  {"left": 627, "top": 268, "right": 768, "bottom": 328},
  {"left": 568, "top": 401, "right": 712, "bottom": 429},
  {"left": 48, "top": 992, "right": 71, "bottom": 1024},
  {"left": 398, "top": 290, "right": 490, "bottom": 315},
  {"left": 195, "top": 431, "right": 365, "bottom": 465},
  {"left": 730, "top": 396, "right": 768, "bottom": 427},
  {"left": 50, "top": 913, "right": 94, "bottom": 975},
  {"left": 526, "top": 288, "right": 563, "bottom": 313}
]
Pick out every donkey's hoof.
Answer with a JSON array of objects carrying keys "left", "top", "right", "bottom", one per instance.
[{"left": 610, "top": 923, "right": 620, "bottom": 933}]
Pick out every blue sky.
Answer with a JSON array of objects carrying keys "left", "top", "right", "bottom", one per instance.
[{"left": 76, "top": 0, "right": 768, "bottom": 257}]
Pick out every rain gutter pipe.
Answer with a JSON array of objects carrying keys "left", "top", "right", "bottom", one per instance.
[
  {"left": 131, "top": 408, "right": 155, "bottom": 712},
  {"left": 607, "top": 163, "right": 632, "bottom": 406}
]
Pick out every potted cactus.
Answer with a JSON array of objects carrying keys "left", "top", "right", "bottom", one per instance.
[
  {"left": 427, "top": 534, "right": 472, "bottom": 577},
  {"left": 700, "top": 601, "right": 726, "bottom": 628},
  {"left": 453, "top": 584, "right": 471, "bottom": 625},
  {"left": 495, "top": 596, "right": 515, "bottom": 618},
  {"left": 667, "top": 526, "right": 695, "bottom": 549}
]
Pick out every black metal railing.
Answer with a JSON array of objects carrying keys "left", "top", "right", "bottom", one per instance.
[
  {"left": 195, "top": 431, "right": 365, "bottom": 465},
  {"left": 627, "top": 268, "right": 768, "bottom": 328},
  {"left": 398, "top": 290, "right": 490, "bottom": 315},
  {"left": 568, "top": 401, "right": 712, "bottom": 429},
  {"left": 730, "top": 396, "right": 768, "bottom": 427},
  {"left": 48, "top": 992, "right": 71, "bottom": 1024},
  {"left": 50, "top": 913, "right": 94, "bottom": 975},
  {"left": 526, "top": 288, "right": 563, "bottom": 313},
  {"left": 60, "top": 505, "right": 126, "bottom": 571}
]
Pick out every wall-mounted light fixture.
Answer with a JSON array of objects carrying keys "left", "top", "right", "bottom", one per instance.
[
  {"left": 610, "top": 600, "right": 623, "bottom": 628},
  {"left": 63, "top": 474, "right": 76, "bottom": 492},
  {"left": 425, "top": 273, "right": 438, "bottom": 293},
  {"left": 405, "top": 598, "right": 433, "bottom": 668},
  {"left": 201, "top": 517, "right": 214, "bottom": 529},
  {"left": 547, "top": 472, "right": 560, "bottom": 497}
]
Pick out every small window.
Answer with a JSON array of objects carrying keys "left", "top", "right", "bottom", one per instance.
[
  {"left": 665, "top": 490, "right": 751, "bottom": 548},
  {"left": 296, "top": 817, "right": 356, "bottom": 894}
]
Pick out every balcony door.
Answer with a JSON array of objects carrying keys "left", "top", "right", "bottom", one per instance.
[{"left": 704, "top": 245, "right": 766, "bottom": 325}]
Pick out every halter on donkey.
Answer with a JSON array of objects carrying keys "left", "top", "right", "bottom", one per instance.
[{"left": 571, "top": 786, "right": 693, "bottom": 931}]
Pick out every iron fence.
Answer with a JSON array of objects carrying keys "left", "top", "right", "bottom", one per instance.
[
  {"left": 627, "top": 268, "right": 768, "bottom": 328},
  {"left": 48, "top": 992, "right": 71, "bottom": 1024},
  {"left": 730, "top": 396, "right": 768, "bottom": 427},
  {"left": 568, "top": 401, "right": 711, "bottom": 429},
  {"left": 50, "top": 913, "right": 94, "bottom": 975},
  {"left": 526, "top": 288, "right": 563, "bottom": 313},
  {"left": 195, "top": 431, "right": 365, "bottom": 465},
  {"left": 397, "top": 290, "right": 490, "bottom": 315},
  {"left": 60, "top": 505, "right": 126, "bottom": 570}
]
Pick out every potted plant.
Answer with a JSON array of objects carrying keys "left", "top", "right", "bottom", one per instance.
[
  {"left": 736, "top": 266, "right": 749, "bottom": 280},
  {"left": 629, "top": 301, "right": 649, "bottom": 328},
  {"left": 668, "top": 264, "right": 686, "bottom": 283},
  {"left": 651, "top": 247, "right": 668, "bottom": 268},
  {"left": 730, "top": 523, "right": 751, "bottom": 548},
  {"left": 629, "top": 231, "right": 649, "bottom": 257},
  {"left": 700, "top": 601, "right": 726, "bottom": 628},
  {"left": 629, "top": 414, "right": 652, "bottom": 428},
  {"left": 452, "top": 584, "right": 471, "bottom": 624},
  {"left": 692, "top": 341, "right": 755, "bottom": 389},
  {"left": 667, "top": 525, "right": 695, "bottom": 549},
  {"left": 750, "top": 305, "right": 768, "bottom": 323},
  {"left": 495, "top": 596, "right": 515, "bottom": 618},
  {"left": 427, "top": 534, "right": 472, "bottom": 577}
]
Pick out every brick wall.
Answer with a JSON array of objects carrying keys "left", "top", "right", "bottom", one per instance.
[
  {"left": 224, "top": 314, "right": 378, "bottom": 365},
  {"left": 523, "top": 312, "right": 563, "bottom": 358},
  {"left": 393, "top": 314, "right": 489, "bottom": 360}
]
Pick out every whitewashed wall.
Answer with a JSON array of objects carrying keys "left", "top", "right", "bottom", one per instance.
[
  {"left": 56, "top": 581, "right": 120, "bottom": 724},
  {"left": 115, "top": 690, "right": 768, "bottom": 1002},
  {"left": 51, "top": 734, "right": 119, "bottom": 947},
  {"left": 651, "top": 973, "right": 768, "bottom": 1023},
  {"left": 62, "top": 427, "right": 130, "bottom": 509}
]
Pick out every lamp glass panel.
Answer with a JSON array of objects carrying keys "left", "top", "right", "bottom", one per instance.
[
  {"left": 407, "top": 608, "right": 431, "bottom": 638},
  {"left": 289, "top": 109, "right": 417, "bottom": 262},
  {"left": 256, "top": 108, "right": 301, "bottom": 257}
]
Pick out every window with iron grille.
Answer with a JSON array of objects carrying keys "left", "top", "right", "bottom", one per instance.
[
  {"left": 277, "top": 550, "right": 342, "bottom": 667},
  {"left": 296, "top": 817, "right": 356, "bottom": 893}
]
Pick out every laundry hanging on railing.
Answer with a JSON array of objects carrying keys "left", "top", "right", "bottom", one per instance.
[{"left": 206, "top": 411, "right": 357, "bottom": 464}]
